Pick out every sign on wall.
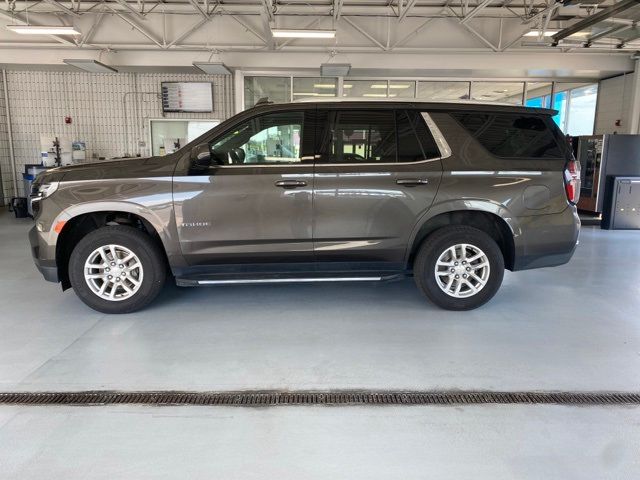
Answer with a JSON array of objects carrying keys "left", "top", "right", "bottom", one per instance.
[{"left": 161, "top": 82, "right": 213, "bottom": 113}]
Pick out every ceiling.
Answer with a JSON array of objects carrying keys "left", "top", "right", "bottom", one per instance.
[{"left": 0, "top": 0, "right": 637, "bottom": 76}]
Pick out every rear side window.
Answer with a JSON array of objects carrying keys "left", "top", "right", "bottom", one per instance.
[
  {"left": 451, "top": 112, "right": 563, "bottom": 159},
  {"left": 316, "top": 109, "right": 440, "bottom": 164},
  {"left": 396, "top": 110, "right": 441, "bottom": 161}
]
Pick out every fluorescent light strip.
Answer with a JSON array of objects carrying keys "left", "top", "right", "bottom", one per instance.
[
  {"left": 7, "top": 25, "right": 81, "bottom": 35},
  {"left": 523, "top": 29, "right": 560, "bottom": 37},
  {"left": 313, "top": 84, "right": 337, "bottom": 88},
  {"left": 272, "top": 29, "right": 336, "bottom": 38}
]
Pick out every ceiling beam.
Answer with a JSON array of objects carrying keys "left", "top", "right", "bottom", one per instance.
[
  {"left": 343, "top": 16, "right": 387, "bottom": 50},
  {"left": 106, "top": 5, "right": 162, "bottom": 46},
  {"left": 398, "top": 0, "right": 417, "bottom": 21},
  {"left": 552, "top": 0, "right": 640, "bottom": 45},
  {"left": 460, "top": 0, "right": 494, "bottom": 25},
  {"left": 42, "top": 0, "right": 81, "bottom": 17},
  {"left": 112, "top": 0, "right": 146, "bottom": 20},
  {"left": 333, "top": 0, "right": 344, "bottom": 20},
  {"left": 188, "top": 0, "right": 209, "bottom": 19},
  {"left": 165, "top": 16, "right": 209, "bottom": 48}
]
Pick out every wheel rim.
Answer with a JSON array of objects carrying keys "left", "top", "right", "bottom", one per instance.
[
  {"left": 83, "top": 244, "right": 144, "bottom": 302},
  {"left": 434, "top": 243, "right": 490, "bottom": 298}
]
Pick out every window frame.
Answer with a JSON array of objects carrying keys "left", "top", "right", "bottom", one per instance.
[
  {"left": 193, "top": 106, "right": 315, "bottom": 169},
  {"left": 314, "top": 107, "right": 446, "bottom": 167}
]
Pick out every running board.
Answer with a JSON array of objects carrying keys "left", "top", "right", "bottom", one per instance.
[{"left": 175, "top": 272, "right": 405, "bottom": 287}]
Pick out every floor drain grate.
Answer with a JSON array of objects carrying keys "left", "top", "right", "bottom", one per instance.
[{"left": 0, "top": 390, "right": 639, "bottom": 407}]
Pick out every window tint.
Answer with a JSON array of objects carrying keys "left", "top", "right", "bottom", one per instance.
[
  {"left": 208, "top": 111, "right": 303, "bottom": 165},
  {"left": 316, "top": 109, "right": 440, "bottom": 164},
  {"left": 317, "top": 110, "right": 396, "bottom": 163},
  {"left": 451, "top": 112, "right": 563, "bottom": 159},
  {"left": 397, "top": 110, "right": 441, "bottom": 161}
]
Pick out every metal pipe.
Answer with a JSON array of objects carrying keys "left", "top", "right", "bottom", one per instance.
[{"left": 2, "top": 69, "right": 18, "bottom": 201}]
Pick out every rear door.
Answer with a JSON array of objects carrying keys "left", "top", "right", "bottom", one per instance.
[{"left": 312, "top": 107, "right": 444, "bottom": 265}]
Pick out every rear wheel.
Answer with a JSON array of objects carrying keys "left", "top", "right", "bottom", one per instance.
[
  {"left": 414, "top": 226, "right": 504, "bottom": 310},
  {"left": 68, "top": 226, "right": 166, "bottom": 314}
]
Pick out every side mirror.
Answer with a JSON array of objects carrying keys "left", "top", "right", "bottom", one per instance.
[{"left": 191, "top": 143, "right": 212, "bottom": 167}]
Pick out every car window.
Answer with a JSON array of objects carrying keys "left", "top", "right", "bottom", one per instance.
[
  {"left": 397, "top": 110, "right": 441, "bottom": 161},
  {"left": 450, "top": 112, "right": 563, "bottom": 159},
  {"left": 316, "top": 110, "right": 396, "bottom": 163},
  {"left": 208, "top": 111, "right": 303, "bottom": 165}
]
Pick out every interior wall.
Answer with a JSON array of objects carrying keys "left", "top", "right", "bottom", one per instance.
[
  {"left": 0, "top": 70, "right": 234, "bottom": 201},
  {"left": 594, "top": 74, "right": 633, "bottom": 135},
  {"left": 0, "top": 72, "right": 8, "bottom": 205}
]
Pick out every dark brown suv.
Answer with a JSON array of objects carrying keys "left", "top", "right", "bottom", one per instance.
[{"left": 29, "top": 99, "right": 581, "bottom": 313}]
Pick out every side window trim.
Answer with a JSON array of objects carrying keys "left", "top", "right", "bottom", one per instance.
[{"left": 421, "top": 112, "right": 452, "bottom": 160}]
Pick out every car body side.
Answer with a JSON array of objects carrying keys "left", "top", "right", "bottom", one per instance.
[{"left": 29, "top": 101, "right": 580, "bottom": 289}]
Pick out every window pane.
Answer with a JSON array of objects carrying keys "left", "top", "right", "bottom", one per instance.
[
  {"left": 318, "top": 110, "right": 396, "bottom": 163},
  {"left": 343, "top": 80, "right": 388, "bottom": 98},
  {"left": 293, "top": 77, "right": 337, "bottom": 99},
  {"left": 397, "top": 110, "right": 441, "bottom": 161},
  {"left": 451, "top": 112, "right": 563, "bottom": 159},
  {"left": 389, "top": 81, "right": 415, "bottom": 98},
  {"left": 566, "top": 84, "right": 598, "bottom": 136},
  {"left": 526, "top": 82, "right": 552, "bottom": 109},
  {"left": 471, "top": 82, "right": 524, "bottom": 105},
  {"left": 553, "top": 83, "right": 598, "bottom": 135},
  {"left": 417, "top": 81, "right": 470, "bottom": 101},
  {"left": 244, "top": 76, "right": 291, "bottom": 109},
  {"left": 209, "top": 112, "right": 303, "bottom": 165}
]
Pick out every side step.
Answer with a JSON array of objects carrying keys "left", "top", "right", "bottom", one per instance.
[{"left": 175, "top": 272, "right": 406, "bottom": 287}]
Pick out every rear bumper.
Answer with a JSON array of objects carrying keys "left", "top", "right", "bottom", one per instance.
[
  {"left": 512, "top": 206, "right": 580, "bottom": 271},
  {"left": 29, "top": 226, "right": 59, "bottom": 283}
]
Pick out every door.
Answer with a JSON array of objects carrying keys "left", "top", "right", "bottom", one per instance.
[
  {"left": 313, "top": 107, "right": 443, "bottom": 265},
  {"left": 173, "top": 108, "right": 315, "bottom": 266}
]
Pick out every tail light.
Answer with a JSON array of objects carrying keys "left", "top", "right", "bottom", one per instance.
[{"left": 564, "top": 159, "right": 581, "bottom": 204}]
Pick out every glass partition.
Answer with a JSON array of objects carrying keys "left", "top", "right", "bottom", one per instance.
[
  {"left": 526, "top": 82, "right": 552, "bottom": 108},
  {"left": 244, "top": 76, "right": 291, "bottom": 109},
  {"left": 293, "top": 77, "right": 337, "bottom": 99},
  {"left": 417, "top": 81, "right": 470, "bottom": 101},
  {"left": 389, "top": 81, "right": 416, "bottom": 98},
  {"left": 553, "top": 83, "right": 598, "bottom": 136},
  {"left": 471, "top": 82, "right": 525, "bottom": 104}
]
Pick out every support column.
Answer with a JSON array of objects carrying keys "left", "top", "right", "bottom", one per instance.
[{"left": 628, "top": 58, "right": 640, "bottom": 135}]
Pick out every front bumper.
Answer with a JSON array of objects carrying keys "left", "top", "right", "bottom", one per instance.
[
  {"left": 512, "top": 206, "right": 581, "bottom": 271},
  {"left": 29, "top": 225, "right": 59, "bottom": 283}
]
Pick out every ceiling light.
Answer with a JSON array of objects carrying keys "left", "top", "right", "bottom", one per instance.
[
  {"left": 524, "top": 29, "right": 560, "bottom": 37},
  {"left": 371, "top": 84, "right": 388, "bottom": 89},
  {"left": 389, "top": 84, "right": 411, "bottom": 89},
  {"left": 63, "top": 59, "right": 117, "bottom": 73},
  {"left": 320, "top": 63, "right": 351, "bottom": 77},
  {"left": 363, "top": 93, "right": 388, "bottom": 97},
  {"left": 193, "top": 62, "right": 232, "bottom": 75},
  {"left": 7, "top": 25, "right": 81, "bottom": 35},
  {"left": 343, "top": 84, "right": 353, "bottom": 89},
  {"left": 313, "top": 84, "right": 337, "bottom": 88},
  {"left": 293, "top": 92, "right": 319, "bottom": 96},
  {"left": 272, "top": 29, "right": 336, "bottom": 39}
]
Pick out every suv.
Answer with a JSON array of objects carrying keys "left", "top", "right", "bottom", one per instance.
[{"left": 29, "top": 99, "right": 580, "bottom": 313}]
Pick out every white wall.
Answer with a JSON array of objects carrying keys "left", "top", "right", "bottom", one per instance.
[
  {"left": 0, "top": 73, "right": 9, "bottom": 204},
  {"left": 594, "top": 74, "right": 634, "bottom": 135},
  {"left": 0, "top": 70, "right": 234, "bottom": 202}
]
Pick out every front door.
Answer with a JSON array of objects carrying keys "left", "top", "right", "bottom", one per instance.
[
  {"left": 313, "top": 107, "right": 443, "bottom": 265},
  {"left": 173, "top": 108, "right": 315, "bottom": 266}
]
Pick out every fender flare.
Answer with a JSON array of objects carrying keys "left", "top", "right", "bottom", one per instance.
[{"left": 403, "top": 198, "right": 522, "bottom": 264}]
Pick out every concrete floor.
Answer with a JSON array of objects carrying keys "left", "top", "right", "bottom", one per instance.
[{"left": 1, "top": 211, "right": 639, "bottom": 478}]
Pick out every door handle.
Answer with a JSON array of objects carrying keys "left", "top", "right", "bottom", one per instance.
[
  {"left": 275, "top": 180, "right": 307, "bottom": 189},
  {"left": 396, "top": 178, "right": 429, "bottom": 186}
]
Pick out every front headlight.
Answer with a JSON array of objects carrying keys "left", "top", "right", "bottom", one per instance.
[{"left": 31, "top": 181, "right": 59, "bottom": 200}]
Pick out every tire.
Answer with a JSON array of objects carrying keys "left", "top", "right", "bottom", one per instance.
[
  {"left": 414, "top": 225, "right": 504, "bottom": 311},
  {"left": 68, "top": 225, "right": 166, "bottom": 314}
]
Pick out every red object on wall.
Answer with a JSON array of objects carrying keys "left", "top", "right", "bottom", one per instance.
[{"left": 65, "top": 116, "right": 72, "bottom": 124}]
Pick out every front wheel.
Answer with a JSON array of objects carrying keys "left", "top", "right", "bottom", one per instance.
[
  {"left": 68, "top": 225, "right": 166, "bottom": 314},
  {"left": 414, "top": 226, "right": 504, "bottom": 310}
]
